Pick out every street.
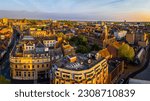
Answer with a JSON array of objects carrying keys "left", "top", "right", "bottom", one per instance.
[
  {"left": 134, "top": 62, "right": 150, "bottom": 80},
  {"left": 0, "top": 28, "right": 19, "bottom": 80},
  {"left": 125, "top": 46, "right": 150, "bottom": 83},
  {"left": 115, "top": 45, "right": 150, "bottom": 84}
]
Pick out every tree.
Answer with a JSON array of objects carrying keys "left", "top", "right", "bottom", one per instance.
[
  {"left": 69, "top": 35, "right": 88, "bottom": 46},
  {"left": 118, "top": 44, "right": 135, "bottom": 61},
  {"left": 0, "top": 75, "right": 10, "bottom": 84},
  {"left": 57, "top": 32, "right": 64, "bottom": 37},
  {"left": 127, "top": 47, "right": 135, "bottom": 61},
  {"left": 91, "top": 43, "right": 100, "bottom": 51},
  {"left": 76, "top": 45, "right": 90, "bottom": 53},
  {"left": 69, "top": 35, "right": 90, "bottom": 53}
]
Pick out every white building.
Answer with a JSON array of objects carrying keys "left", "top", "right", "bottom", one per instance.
[{"left": 114, "top": 30, "right": 127, "bottom": 40}]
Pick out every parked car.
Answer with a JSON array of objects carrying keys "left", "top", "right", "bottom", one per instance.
[{"left": 118, "top": 79, "right": 125, "bottom": 84}]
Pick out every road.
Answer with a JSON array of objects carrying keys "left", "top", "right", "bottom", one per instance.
[
  {"left": 134, "top": 62, "right": 150, "bottom": 80},
  {"left": 0, "top": 28, "right": 19, "bottom": 80},
  {"left": 115, "top": 45, "right": 150, "bottom": 84},
  {"left": 125, "top": 45, "right": 150, "bottom": 83}
]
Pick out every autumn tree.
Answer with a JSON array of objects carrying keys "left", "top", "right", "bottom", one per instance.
[{"left": 118, "top": 43, "right": 135, "bottom": 61}]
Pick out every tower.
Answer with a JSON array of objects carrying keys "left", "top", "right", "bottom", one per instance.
[
  {"left": 104, "top": 24, "right": 108, "bottom": 41},
  {"left": 102, "top": 22, "right": 109, "bottom": 48}
]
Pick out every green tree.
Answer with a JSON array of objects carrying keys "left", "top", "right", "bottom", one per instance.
[
  {"left": 57, "top": 32, "right": 64, "bottom": 37},
  {"left": 69, "top": 35, "right": 88, "bottom": 46},
  {"left": 0, "top": 75, "right": 10, "bottom": 84},
  {"left": 118, "top": 44, "right": 135, "bottom": 61},
  {"left": 76, "top": 35, "right": 87, "bottom": 46},
  {"left": 91, "top": 43, "right": 100, "bottom": 51},
  {"left": 127, "top": 47, "right": 135, "bottom": 61},
  {"left": 76, "top": 45, "right": 90, "bottom": 54},
  {"left": 69, "top": 35, "right": 90, "bottom": 54}
]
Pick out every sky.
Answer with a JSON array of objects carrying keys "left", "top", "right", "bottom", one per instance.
[{"left": 0, "top": 0, "right": 150, "bottom": 21}]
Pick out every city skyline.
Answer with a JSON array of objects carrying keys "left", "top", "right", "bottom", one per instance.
[{"left": 0, "top": 0, "right": 150, "bottom": 21}]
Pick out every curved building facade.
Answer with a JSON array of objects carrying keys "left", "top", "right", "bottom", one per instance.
[{"left": 51, "top": 54, "right": 109, "bottom": 84}]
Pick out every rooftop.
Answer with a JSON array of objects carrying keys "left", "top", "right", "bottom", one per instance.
[
  {"left": 22, "top": 35, "right": 35, "bottom": 41},
  {"left": 54, "top": 53, "right": 105, "bottom": 71}
]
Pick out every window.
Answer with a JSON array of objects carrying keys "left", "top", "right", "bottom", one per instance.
[
  {"left": 75, "top": 77, "right": 78, "bottom": 79},
  {"left": 28, "top": 72, "right": 30, "bottom": 77},
  {"left": 32, "top": 72, "right": 34, "bottom": 77},
  {"left": 19, "top": 71, "right": 21, "bottom": 76},
  {"left": 66, "top": 75, "right": 70, "bottom": 78},
  {"left": 15, "top": 65, "right": 18, "bottom": 68},
  {"left": 16, "top": 71, "right": 18, "bottom": 76},
  {"left": 32, "top": 65, "right": 34, "bottom": 68},
  {"left": 24, "top": 65, "right": 26, "bottom": 69},
  {"left": 56, "top": 73, "right": 59, "bottom": 76},
  {"left": 24, "top": 72, "right": 26, "bottom": 77},
  {"left": 37, "top": 65, "right": 39, "bottom": 68},
  {"left": 28, "top": 65, "right": 30, "bottom": 68}
]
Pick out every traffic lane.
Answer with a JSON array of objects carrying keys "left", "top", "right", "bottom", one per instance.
[
  {"left": 134, "top": 62, "right": 150, "bottom": 80},
  {"left": 1, "top": 60, "right": 10, "bottom": 79},
  {"left": 0, "top": 30, "right": 18, "bottom": 79}
]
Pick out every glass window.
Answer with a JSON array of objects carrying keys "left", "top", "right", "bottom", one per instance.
[
  {"left": 16, "top": 71, "right": 18, "bottom": 76},
  {"left": 32, "top": 72, "right": 34, "bottom": 77},
  {"left": 24, "top": 72, "right": 26, "bottom": 77},
  {"left": 19, "top": 71, "right": 21, "bottom": 76},
  {"left": 28, "top": 72, "right": 30, "bottom": 77}
]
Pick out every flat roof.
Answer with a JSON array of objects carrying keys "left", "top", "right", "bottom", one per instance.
[
  {"left": 55, "top": 53, "right": 105, "bottom": 71},
  {"left": 22, "top": 35, "right": 35, "bottom": 41}
]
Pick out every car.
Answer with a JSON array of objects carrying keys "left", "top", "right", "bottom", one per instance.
[{"left": 118, "top": 79, "right": 125, "bottom": 84}]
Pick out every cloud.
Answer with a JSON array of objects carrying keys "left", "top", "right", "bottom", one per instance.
[{"left": 107, "top": 0, "right": 126, "bottom": 4}]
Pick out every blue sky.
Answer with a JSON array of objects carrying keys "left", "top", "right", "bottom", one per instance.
[{"left": 0, "top": 0, "right": 150, "bottom": 21}]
